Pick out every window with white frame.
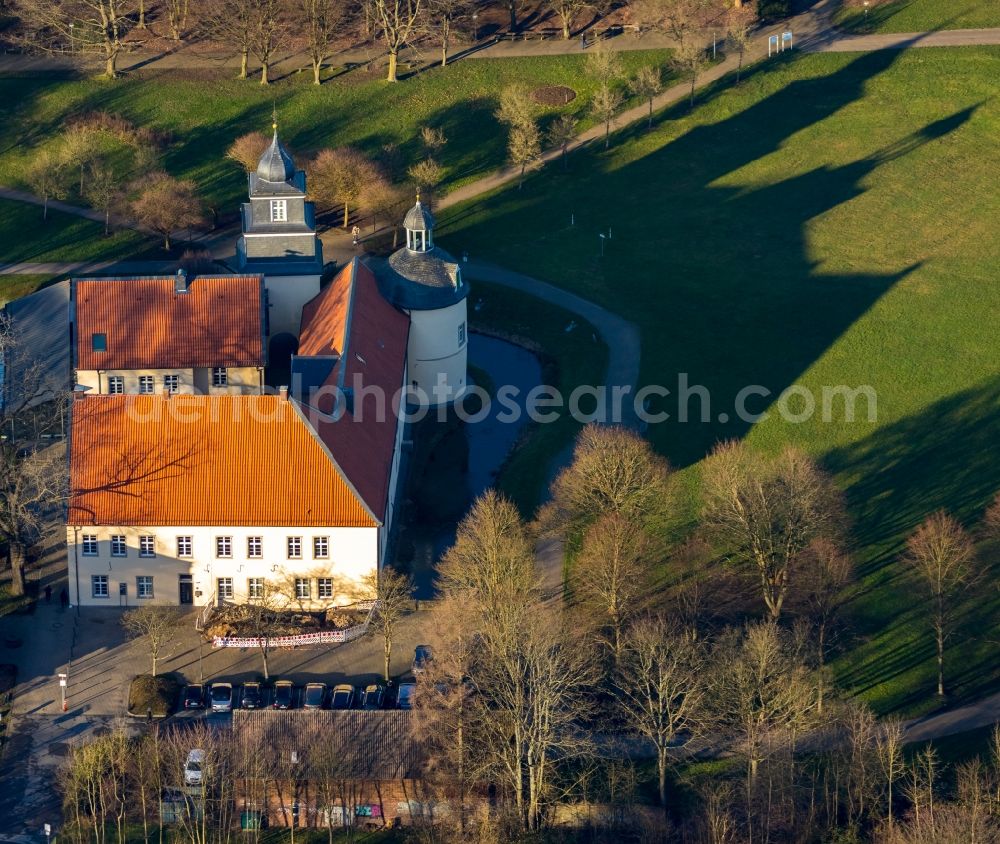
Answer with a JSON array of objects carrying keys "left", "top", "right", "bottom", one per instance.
[
  {"left": 287, "top": 536, "right": 302, "bottom": 559},
  {"left": 247, "top": 577, "right": 264, "bottom": 600},
  {"left": 110, "top": 535, "right": 127, "bottom": 557},
  {"left": 139, "top": 535, "right": 155, "bottom": 558},
  {"left": 82, "top": 534, "right": 98, "bottom": 555},
  {"left": 163, "top": 374, "right": 179, "bottom": 394},
  {"left": 270, "top": 199, "right": 288, "bottom": 222},
  {"left": 138, "top": 376, "right": 154, "bottom": 394},
  {"left": 313, "top": 536, "right": 329, "bottom": 559},
  {"left": 217, "top": 578, "right": 234, "bottom": 600},
  {"left": 458, "top": 321, "right": 466, "bottom": 346},
  {"left": 317, "top": 578, "right": 333, "bottom": 600},
  {"left": 177, "top": 536, "right": 193, "bottom": 557},
  {"left": 108, "top": 376, "right": 124, "bottom": 395},
  {"left": 136, "top": 576, "right": 154, "bottom": 599},
  {"left": 91, "top": 575, "right": 109, "bottom": 598},
  {"left": 212, "top": 367, "right": 228, "bottom": 387},
  {"left": 247, "top": 536, "right": 263, "bottom": 558},
  {"left": 295, "top": 578, "right": 311, "bottom": 600},
  {"left": 216, "top": 536, "right": 232, "bottom": 558}
]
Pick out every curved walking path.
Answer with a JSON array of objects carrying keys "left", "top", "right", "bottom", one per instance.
[{"left": 904, "top": 689, "right": 1000, "bottom": 745}]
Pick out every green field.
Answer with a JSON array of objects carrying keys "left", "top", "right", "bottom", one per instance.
[
  {"left": 0, "top": 274, "right": 56, "bottom": 306},
  {"left": 836, "top": 0, "right": 1000, "bottom": 33},
  {"left": 0, "top": 51, "right": 671, "bottom": 218},
  {"left": 0, "top": 198, "right": 149, "bottom": 266},
  {"left": 439, "top": 47, "right": 1000, "bottom": 716}
]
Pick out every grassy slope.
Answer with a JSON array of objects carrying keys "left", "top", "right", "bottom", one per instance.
[
  {"left": 0, "top": 275, "right": 56, "bottom": 306},
  {"left": 836, "top": 0, "right": 1000, "bottom": 33},
  {"left": 438, "top": 47, "right": 1000, "bottom": 716},
  {"left": 0, "top": 51, "right": 671, "bottom": 215},
  {"left": 0, "top": 198, "right": 147, "bottom": 266}
]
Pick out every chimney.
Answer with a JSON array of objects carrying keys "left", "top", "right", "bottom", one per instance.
[
  {"left": 174, "top": 268, "right": 188, "bottom": 294},
  {"left": 278, "top": 386, "right": 289, "bottom": 401}
]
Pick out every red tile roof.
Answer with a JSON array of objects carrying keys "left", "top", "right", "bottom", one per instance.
[
  {"left": 68, "top": 394, "right": 375, "bottom": 527},
  {"left": 300, "top": 261, "right": 410, "bottom": 522},
  {"left": 74, "top": 275, "right": 265, "bottom": 370}
]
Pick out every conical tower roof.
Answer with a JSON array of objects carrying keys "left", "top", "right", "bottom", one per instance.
[{"left": 256, "top": 128, "right": 296, "bottom": 184}]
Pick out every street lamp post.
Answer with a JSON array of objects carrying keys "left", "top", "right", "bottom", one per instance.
[
  {"left": 472, "top": 13, "right": 479, "bottom": 42},
  {"left": 58, "top": 672, "right": 67, "bottom": 712},
  {"left": 864, "top": 0, "right": 869, "bottom": 24},
  {"left": 68, "top": 23, "right": 74, "bottom": 53}
]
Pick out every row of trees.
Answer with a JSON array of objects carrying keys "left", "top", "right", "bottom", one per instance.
[
  {"left": 25, "top": 114, "right": 205, "bottom": 248},
  {"left": 10, "top": 0, "right": 763, "bottom": 82}
]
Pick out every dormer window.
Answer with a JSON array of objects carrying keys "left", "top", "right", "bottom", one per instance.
[
  {"left": 270, "top": 199, "right": 287, "bottom": 222},
  {"left": 92, "top": 333, "right": 107, "bottom": 353}
]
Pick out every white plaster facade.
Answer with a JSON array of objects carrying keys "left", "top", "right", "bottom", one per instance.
[
  {"left": 266, "top": 274, "right": 322, "bottom": 339},
  {"left": 66, "top": 524, "right": 379, "bottom": 608},
  {"left": 76, "top": 366, "right": 264, "bottom": 396},
  {"left": 405, "top": 301, "right": 468, "bottom": 404}
]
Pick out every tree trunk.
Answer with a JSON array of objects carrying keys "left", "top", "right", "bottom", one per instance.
[
  {"left": 104, "top": 207, "right": 110, "bottom": 236},
  {"left": 386, "top": 50, "right": 398, "bottom": 82},
  {"left": 648, "top": 98, "right": 653, "bottom": 129},
  {"left": 562, "top": 19, "right": 570, "bottom": 39},
  {"left": 383, "top": 638, "right": 391, "bottom": 681},
  {"left": 343, "top": 203, "right": 350, "bottom": 228},
  {"left": 105, "top": 51, "right": 117, "bottom": 79},
  {"left": 163, "top": 233, "right": 171, "bottom": 250},
  {"left": 260, "top": 645, "right": 270, "bottom": 680},
  {"left": 240, "top": 49, "right": 249, "bottom": 79},
  {"left": 658, "top": 750, "right": 668, "bottom": 807},
  {"left": 260, "top": 61, "right": 269, "bottom": 85},
  {"left": 605, "top": 120, "right": 610, "bottom": 149},
  {"left": 43, "top": 196, "right": 49, "bottom": 221},
  {"left": 139, "top": 0, "right": 146, "bottom": 27},
  {"left": 8, "top": 542, "right": 26, "bottom": 597},
  {"left": 937, "top": 623, "right": 945, "bottom": 696},
  {"left": 509, "top": 0, "right": 518, "bottom": 31},
  {"left": 519, "top": 163, "right": 525, "bottom": 188},
  {"left": 737, "top": 48, "right": 745, "bottom": 83},
  {"left": 312, "top": 59, "right": 321, "bottom": 84},
  {"left": 689, "top": 74, "right": 696, "bottom": 108},
  {"left": 441, "top": 41, "right": 447, "bottom": 67}
]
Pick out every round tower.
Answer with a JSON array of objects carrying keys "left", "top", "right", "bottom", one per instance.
[{"left": 375, "top": 197, "right": 469, "bottom": 405}]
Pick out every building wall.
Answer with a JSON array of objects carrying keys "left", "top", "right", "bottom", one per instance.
[
  {"left": 65, "top": 524, "right": 378, "bottom": 608},
  {"left": 405, "top": 301, "right": 468, "bottom": 405},
  {"left": 379, "top": 360, "right": 408, "bottom": 566},
  {"left": 76, "top": 367, "right": 263, "bottom": 396},
  {"left": 265, "top": 274, "right": 322, "bottom": 338}
]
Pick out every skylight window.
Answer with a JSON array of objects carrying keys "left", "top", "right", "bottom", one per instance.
[{"left": 92, "top": 333, "right": 107, "bottom": 352}]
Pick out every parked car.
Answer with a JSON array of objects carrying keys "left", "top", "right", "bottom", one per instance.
[
  {"left": 361, "top": 683, "right": 385, "bottom": 711},
  {"left": 330, "top": 684, "right": 356, "bottom": 710},
  {"left": 182, "top": 684, "right": 205, "bottom": 710},
  {"left": 184, "top": 749, "right": 205, "bottom": 786},
  {"left": 396, "top": 682, "right": 416, "bottom": 710},
  {"left": 272, "top": 680, "right": 295, "bottom": 710},
  {"left": 412, "top": 645, "right": 432, "bottom": 676},
  {"left": 303, "top": 682, "right": 328, "bottom": 710},
  {"left": 241, "top": 682, "right": 263, "bottom": 709},
  {"left": 210, "top": 682, "right": 233, "bottom": 713}
]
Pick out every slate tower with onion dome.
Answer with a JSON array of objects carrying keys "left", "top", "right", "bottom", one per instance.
[
  {"left": 375, "top": 196, "right": 469, "bottom": 405},
  {"left": 235, "top": 121, "right": 323, "bottom": 345}
]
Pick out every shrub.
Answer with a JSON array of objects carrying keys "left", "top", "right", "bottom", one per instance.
[{"left": 127, "top": 674, "right": 180, "bottom": 717}]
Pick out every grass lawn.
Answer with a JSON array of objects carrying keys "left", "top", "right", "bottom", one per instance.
[
  {"left": 0, "top": 275, "right": 57, "bottom": 307},
  {"left": 835, "top": 0, "right": 1000, "bottom": 33},
  {"left": 0, "top": 51, "right": 672, "bottom": 218},
  {"left": 438, "top": 46, "right": 1000, "bottom": 717},
  {"left": 0, "top": 198, "right": 149, "bottom": 266}
]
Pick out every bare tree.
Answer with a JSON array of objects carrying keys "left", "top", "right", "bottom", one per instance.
[
  {"left": 508, "top": 119, "right": 541, "bottom": 189},
  {"left": 241, "top": 579, "right": 286, "bottom": 680},
  {"left": 364, "top": 565, "right": 414, "bottom": 681},
  {"left": 11, "top": 0, "right": 135, "bottom": 77},
  {"left": 129, "top": 172, "right": 206, "bottom": 250},
  {"left": 983, "top": 492, "right": 1000, "bottom": 541},
  {"left": 61, "top": 124, "right": 101, "bottom": 196},
  {"left": 545, "top": 424, "right": 672, "bottom": 535},
  {"left": 371, "top": 0, "right": 423, "bottom": 81},
  {"left": 248, "top": 0, "right": 285, "bottom": 84},
  {"left": 904, "top": 510, "right": 977, "bottom": 697},
  {"left": 546, "top": 114, "right": 577, "bottom": 170},
  {"left": 630, "top": 64, "right": 664, "bottom": 129},
  {"left": 548, "top": 0, "right": 589, "bottom": 39},
  {"left": 672, "top": 37, "right": 708, "bottom": 108},
  {"left": 164, "top": 0, "right": 192, "bottom": 40},
  {"left": 200, "top": 0, "right": 257, "bottom": 79},
  {"left": 495, "top": 83, "right": 536, "bottom": 130},
  {"left": 82, "top": 161, "right": 121, "bottom": 236},
  {"left": 406, "top": 157, "right": 444, "bottom": 201},
  {"left": 309, "top": 146, "right": 381, "bottom": 227},
  {"left": 585, "top": 44, "right": 624, "bottom": 87},
  {"left": 575, "top": 513, "right": 652, "bottom": 663},
  {"left": 121, "top": 606, "right": 181, "bottom": 675},
  {"left": 427, "top": 0, "right": 469, "bottom": 65},
  {"left": 726, "top": 1, "right": 757, "bottom": 83},
  {"left": 25, "top": 149, "right": 69, "bottom": 221},
  {"left": 360, "top": 174, "right": 405, "bottom": 232},
  {"left": 797, "top": 538, "right": 853, "bottom": 715},
  {"left": 617, "top": 615, "right": 707, "bottom": 809},
  {"left": 701, "top": 441, "right": 845, "bottom": 622},
  {"left": 591, "top": 82, "right": 624, "bottom": 150},
  {"left": 875, "top": 716, "right": 905, "bottom": 832},
  {"left": 226, "top": 131, "right": 271, "bottom": 173},
  {"left": 299, "top": 0, "right": 344, "bottom": 84}
]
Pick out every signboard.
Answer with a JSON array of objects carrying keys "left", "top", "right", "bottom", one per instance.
[
  {"left": 768, "top": 34, "right": 779, "bottom": 56},
  {"left": 782, "top": 31, "right": 794, "bottom": 49}
]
